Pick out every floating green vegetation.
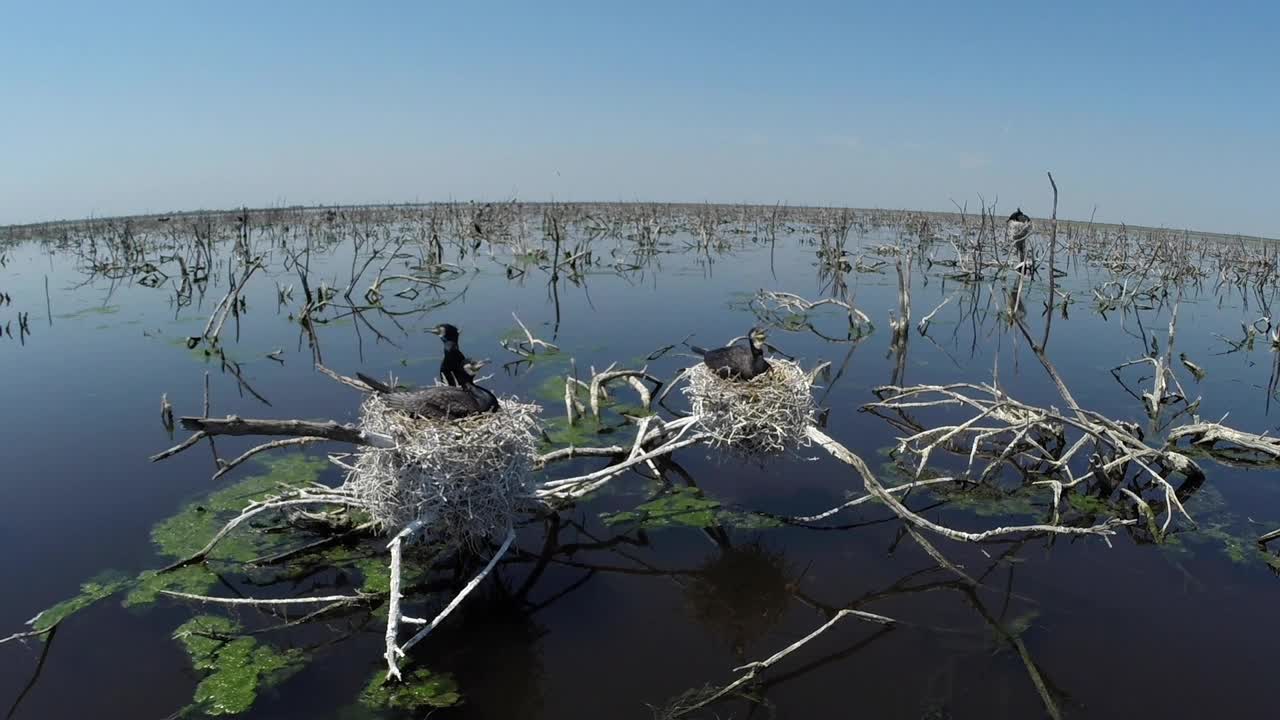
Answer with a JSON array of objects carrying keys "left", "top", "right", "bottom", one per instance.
[
  {"left": 1183, "top": 483, "right": 1228, "bottom": 515},
  {"left": 878, "top": 460, "right": 949, "bottom": 485},
  {"left": 523, "top": 348, "right": 566, "bottom": 369},
  {"left": 1161, "top": 484, "right": 1280, "bottom": 570},
  {"left": 125, "top": 453, "right": 334, "bottom": 607},
  {"left": 23, "top": 449, "right": 457, "bottom": 716},
  {"left": 1201, "top": 525, "right": 1252, "bottom": 564},
  {"left": 926, "top": 480, "right": 1044, "bottom": 519},
  {"left": 55, "top": 303, "right": 120, "bottom": 320},
  {"left": 28, "top": 452, "right": 333, "bottom": 630},
  {"left": 1002, "top": 610, "right": 1040, "bottom": 640},
  {"left": 354, "top": 552, "right": 432, "bottom": 595},
  {"left": 500, "top": 330, "right": 566, "bottom": 368},
  {"left": 541, "top": 415, "right": 606, "bottom": 448},
  {"left": 124, "top": 565, "right": 220, "bottom": 608},
  {"left": 1064, "top": 491, "right": 1113, "bottom": 516},
  {"left": 611, "top": 403, "right": 654, "bottom": 418},
  {"left": 601, "top": 486, "right": 782, "bottom": 530},
  {"left": 29, "top": 571, "right": 130, "bottom": 632},
  {"left": 1178, "top": 522, "right": 1272, "bottom": 566},
  {"left": 775, "top": 314, "right": 812, "bottom": 332},
  {"left": 149, "top": 453, "right": 329, "bottom": 562},
  {"left": 535, "top": 373, "right": 580, "bottom": 403},
  {"left": 174, "top": 616, "right": 304, "bottom": 716},
  {"left": 359, "top": 668, "right": 462, "bottom": 712},
  {"left": 538, "top": 377, "right": 652, "bottom": 450}
]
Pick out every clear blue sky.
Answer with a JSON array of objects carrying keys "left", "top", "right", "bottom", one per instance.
[{"left": 2, "top": 1, "right": 1276, "bottom": 235}]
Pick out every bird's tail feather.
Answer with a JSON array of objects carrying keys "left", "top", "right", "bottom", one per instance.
[{"left": 356, "top": 372, "right": 393, "bottom": 393}]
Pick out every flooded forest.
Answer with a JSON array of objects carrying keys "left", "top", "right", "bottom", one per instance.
[{"left": 3, "top": 192, "right": 1279, "bottom": 719}]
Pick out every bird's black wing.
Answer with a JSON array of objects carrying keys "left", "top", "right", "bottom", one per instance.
[{"left": 384, "top": 387, "right": 479, "bottom": 419}]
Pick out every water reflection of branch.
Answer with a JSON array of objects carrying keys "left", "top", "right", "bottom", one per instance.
[
  {"left": 4, "top": 624, "right": 58, "bottom": 720},
  {"left": 663, "top": 608, "right": 896, "bottom": 719},
  {"left": 219, "top": 354, "right": 272, "bottom": 407}
]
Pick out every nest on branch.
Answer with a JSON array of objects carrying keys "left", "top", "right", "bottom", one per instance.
[
  {"left": 344, "top": 392, "right": 541, "bottom": 549},
  {"left": 683, "top": 359, "right": 817, "bottom": 456}
]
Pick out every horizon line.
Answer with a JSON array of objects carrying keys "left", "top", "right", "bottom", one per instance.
[{"left": 3, "top": 200, "right": 1274, "bottom": 243}]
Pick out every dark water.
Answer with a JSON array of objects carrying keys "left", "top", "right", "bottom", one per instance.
[{"left": 1, "top": 215, "right": 1278, "bottom": 719}]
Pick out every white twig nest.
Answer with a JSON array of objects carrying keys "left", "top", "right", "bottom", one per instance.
[
  {"left": 345, "top": 393, "right": 541, "bottom": 550},
  {"left": 683, "top": 359, "right": 817, "bottom": 455}
]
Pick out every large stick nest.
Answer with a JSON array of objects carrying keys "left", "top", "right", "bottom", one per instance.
[
  {"left": 683, "top": 359, "right": 817, "bottom": 456},
  {"left": 344, "top": 393, "right": 541, "bottom": 550}
]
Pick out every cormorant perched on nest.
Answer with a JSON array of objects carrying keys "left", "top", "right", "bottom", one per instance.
[
  {"left": 431, "top": 323, "right": 471, "bottom": 386},
  {"left": 1007, "top": 208, "right": 1032, "bottom": 262},
  {"left": 689, "top": 327, "right": 771, "bottom": 380},
  {"left": 358, "top": 358, "right": 498, "bottom": 420}
]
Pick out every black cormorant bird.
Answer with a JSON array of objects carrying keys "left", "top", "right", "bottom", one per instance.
[
  {"left": 431, "top": 323, "right": 471, "bottom": 386},
  {"left": 358, "top": 359, "right": 499, "bottom": 420},
  {"left": 689, "top": 327, "right": 771, "bottom": 380},
  {"left": 1007, "top": 208, "right": 1032, "bottom": 261}
]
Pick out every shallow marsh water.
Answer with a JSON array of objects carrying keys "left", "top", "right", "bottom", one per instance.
[{"left": 1, "top": 213, "right": 1278, "bottom": 719}]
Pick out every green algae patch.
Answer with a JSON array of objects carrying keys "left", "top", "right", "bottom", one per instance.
[
  {"left": 601, "top": 487, "right": 782, "bottom": 530},
  {"left": 536, "top": 373, "right": 579, "bottom": 403},
  {"left": 124, "top": 566, "right": 220, "bottom": 607},
  {"left": 930, "top": 482, "right": 1043, "bottom": 519},
  {"left": 29, "top": 454, "right": 331, "bottom": 624},
  {"left": 356, "top": 544, "right": 441, "bottom": 595},
  {"left": 56, "top": 304, "right": 121, "bottom": 320},
  {"left": 360, "top": 668, "right": 462, "bottom": 712},
  {"left": 354, "top": 557, "right": 397, "bottom": 594},
  {"left": 1065, "top": 492, "right": 1113, "bottom": 515},
  {"left": 603, "top": 487, "right": 719, "bottom": 528},
  {"left": 1185, "top": 523, "right": 1262, "bottom": 565},
  {"left": 150, "top": 453, "right": 329, "bottom": 561},
  {"left": 541, "top": 415, "right": 607, "bottom": 449},
  {"left": 174, "top": 616, "right": 304, "bottom": 716},
  {"left": 30, "top": 572, "right": 131, "bottom": 632},
  {"left": 121, "top": 452, "right": 332, "bottom": 609}
]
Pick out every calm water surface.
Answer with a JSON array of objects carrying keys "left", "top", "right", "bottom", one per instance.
[{"left": 1, "top": 217, "right": 1277, "bottom": 719}]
